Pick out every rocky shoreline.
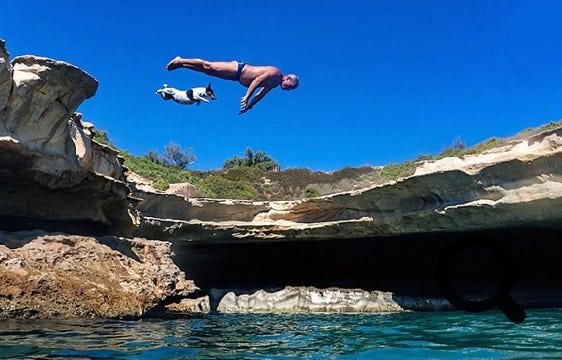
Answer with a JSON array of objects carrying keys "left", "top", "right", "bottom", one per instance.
[
  {"left": 1, "top": 39, "right": 561, "bottom": 318},
  {"left": 0, "top": 231, "right": 194, "bottom": 319}
]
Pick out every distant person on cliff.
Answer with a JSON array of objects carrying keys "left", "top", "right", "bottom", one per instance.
[{"left": 166, "top": 57, "right": 299, "bottom": 114}]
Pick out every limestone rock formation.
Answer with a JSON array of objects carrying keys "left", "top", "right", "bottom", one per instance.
[
  {"left": 2, "top": 38, "right": 561, "bottom": 316},
  {"left": 0, "top": 39, "right": 134, "bottom": 235},
  {"left": 0, "top": 40, "right": 11, "bottom": 112},
  {"left": 0, "top": 231, "right": 196, "bottom": 319},
  {"left": 135, "top": 127, "right": 562, "bottom": 242},
  {"left": 133, "top": 124, "right": 562, "bottom": 312},
  {"left": 166, "top": 296, "right": 211, "bottom": 313},
  {"left": 215, "top": 287, "right": 451, "bottom": 313},
  {"left": 0, "top": 40, "right": 186, "bottom": 319}
]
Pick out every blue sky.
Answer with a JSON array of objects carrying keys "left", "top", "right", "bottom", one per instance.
[{"left": 2, "top": 1, "right": 562, "bottom": 171}]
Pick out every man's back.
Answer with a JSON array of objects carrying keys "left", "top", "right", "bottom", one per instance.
[{"left": 239, "top": 65, "right": 283, "bottom": 88}]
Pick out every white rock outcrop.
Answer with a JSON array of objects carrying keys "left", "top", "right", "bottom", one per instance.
[
  {"left": 216, "top": 286, "right": 451, "bottom": 313},
  {"left": 135, "top": 127, "right": 562, "bottom": 242},
  {"left": 0, "top": 39, "right": 133, "bottom": 234}
]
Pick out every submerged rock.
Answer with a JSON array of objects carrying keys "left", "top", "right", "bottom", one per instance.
[{"left": 214, "top": 286, "right": 451, "bottom": 313}]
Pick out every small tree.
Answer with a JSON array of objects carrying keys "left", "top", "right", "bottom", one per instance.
[
  {"left": 223, "top": 156, "right": 244, "bottom": 169},
  {"left": 244, "top": 147, "right": 254, "bottom": 167},
  {"left": 92, "top": 129, "right": 115, "bottom": 148},
  {"left": 223, "top": 147, "right": 279, "bottom": 172},
  {"left": 438, "top": 135, "right": 466, "bottom": 159},
  {"left": 164, "top": 143, "right": 196, "bottom": 169},
  {"left": 145, "top": 150, "right": 164, "bottom": 165}
]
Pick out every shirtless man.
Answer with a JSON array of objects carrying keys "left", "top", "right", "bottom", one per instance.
[{"left": 166, "top": 57, "right": 299, "bottom": 114}]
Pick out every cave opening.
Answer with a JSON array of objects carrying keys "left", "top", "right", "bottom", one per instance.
[{"left": 172, "top": 227, "right": 562, "bottom": 308}]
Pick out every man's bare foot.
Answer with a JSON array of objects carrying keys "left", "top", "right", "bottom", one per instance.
[{"left": 166, "top": 56, "right": 183, "bottom": 71}]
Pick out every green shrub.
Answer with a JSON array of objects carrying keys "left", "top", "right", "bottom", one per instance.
[
  {"left": 463, "top": 137, "right": 505, "bottom": 155},
  {"left": 436, "top": 136, "right": 466, "bottom": 159},
  {"left": 222, "top": 167, "right": 265, "bottom": 182},
  {"left": 416, "top": 154, "right": 434, "bottom": 161},
  {"left": 538, "top": 120, "right": 562, "bottom": 133},
  {"left": 304, "top": 188, "right": 320, "bottom": 198},
  {"left": 223, "top": 147, "right": 279, "bottom": 172},
  {"left": 153, "top": 178, "right": 169, "bottom": 191},
  {"left": 378, "top": 162, "right": 416, "bottom": 180},
  {"left": 196, "top": 175, "right": 260, "bottom": 200},
  {"left": 437, "top": 146, "right": 464, "bottom": 159},
  {"left": 92, "top": 129, "right": 112, "bottom": 147},
  {"left": 121, "top": 152, "right": 195, "bottom": 186}
]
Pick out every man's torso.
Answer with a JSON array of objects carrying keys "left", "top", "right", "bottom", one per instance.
[{"left": 239, "top": 65, "right": 283, "bottom": 88}]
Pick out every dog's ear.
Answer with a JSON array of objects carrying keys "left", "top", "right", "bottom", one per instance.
[{"left": 207, "top": 83, "right": 212, "bottom": 90}]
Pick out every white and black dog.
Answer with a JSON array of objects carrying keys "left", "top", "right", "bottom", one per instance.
[{"left": 156, "top": 83, "right": 217, "bottom": 106}]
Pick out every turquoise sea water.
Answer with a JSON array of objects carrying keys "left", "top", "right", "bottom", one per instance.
[{"left": 1, "top": 309, "right": 561, "bottom": 359}]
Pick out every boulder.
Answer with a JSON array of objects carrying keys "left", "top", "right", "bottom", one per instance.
[
  {"left": 215, "top": 286, "right": 451, "bottom": 313},
  {"left": 0, "top": 231, "right": 196, "bottom": 319}
]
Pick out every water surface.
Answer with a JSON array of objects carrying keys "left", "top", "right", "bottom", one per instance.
[{"left": 1, "top": 309, "right": 561, "bottom": 359}]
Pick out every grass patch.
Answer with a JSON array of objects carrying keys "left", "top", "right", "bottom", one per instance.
[
  {"left": 538, "top": 120, "right": 562, "bottom": 133},
  {"left": 99, "top": 120, "right": 561, "bottom": 200},
  {"left": 195, "top": 174, "right": 260, "bottom": 199},
  {"left": 463, "top": 137, "right": 505, "bottom": 155},
  {"left": 304, "top": 188, "right": 321, "bottom": 198},
  {"left": 378, "top": 162, "right": 417, "bottom": 180},
  {"left": 121, "top": 152, "right": 196, "bottom": 191}
]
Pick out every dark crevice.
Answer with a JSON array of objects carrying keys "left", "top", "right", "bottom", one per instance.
[
  {"left": 171, "top": 227, "right": 562, "bottom": 309},
  {"left": 0, "top": 215, "right": 108, "bottom": 236}
]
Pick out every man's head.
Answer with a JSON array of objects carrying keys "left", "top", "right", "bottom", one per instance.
[{"left": 281, "top": 74, "right": 299, "bottom": 90}]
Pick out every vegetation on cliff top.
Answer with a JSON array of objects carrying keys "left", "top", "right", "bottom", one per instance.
[{"left": 94, "top": 120, "right": 562, "bottom": 200}]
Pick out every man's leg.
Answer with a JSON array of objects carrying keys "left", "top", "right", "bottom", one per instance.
[{"left": 166, "top": 57, "right": 238, "bottom": 80}]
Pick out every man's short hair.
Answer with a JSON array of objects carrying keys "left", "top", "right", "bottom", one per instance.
[{"left": 287, "top": 74, "right": 299, "bottom": 89}]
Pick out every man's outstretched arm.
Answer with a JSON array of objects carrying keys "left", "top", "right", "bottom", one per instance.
[
  {"left": 240, "top": 73, "right": 268, "bottom": 109},
  {"left": 239, "top": 87, "right": 273, "bottom": 114}
]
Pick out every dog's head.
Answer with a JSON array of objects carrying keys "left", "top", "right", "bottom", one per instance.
[{"left": 205, "top": 83, "right": 217, "bottom": 100}]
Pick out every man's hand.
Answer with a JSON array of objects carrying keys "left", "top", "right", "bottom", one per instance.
[
  {"left": 239, "top": 96, "right": 251, "bottom": 114},
  {"left": 240, "top": 96, "right": 248, "bottom": 109}
]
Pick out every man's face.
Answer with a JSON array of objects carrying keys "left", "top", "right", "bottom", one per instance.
[{"left": 281, "top": 75, "right": 298, "bottom": 90}]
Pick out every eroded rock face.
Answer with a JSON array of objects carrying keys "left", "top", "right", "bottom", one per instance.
[
  {"left": 0, "top": 40, "right": 11, "bottom": 113},
  {"left": 0, "top": 40, "right": 133, "bottom": 235},
  {"left": 215, "top": 287, "right": 451, "bottom": 313},
  {"left": 0, "top": 231, "right": 196, "bottom": 319},
  {"left": 135, "top": 128, "right": 562, "bottom": 242},
  {"left": 0, "top": 40, "right": 205, "bottom": 319},
  {"left": 4, "top": 55, "right": 97, "bottom": 159}
]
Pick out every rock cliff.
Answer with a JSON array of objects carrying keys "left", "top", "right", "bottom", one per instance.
[
  {"left": 0, "top": 39, "right": 196, "bottom": 319},
  {"left": 135, "top": 127, "right": 562, "bottom": 242},
  {"left": 0, "top": 39, "right": 133, "bottom": 235},
  {"left": 132, "top": 123, "right": 562, "bottom": 312}
]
